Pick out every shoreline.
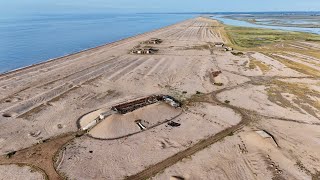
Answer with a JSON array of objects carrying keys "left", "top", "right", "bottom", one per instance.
[
  {"left": 3, "top": 14, "right": 319, "bottom": 78},
  {"left": 0, "top": 18, "right": 192, "bottom": 78},
  {"left": 1, "top": 16, "right": 319, "bottom": 180}
]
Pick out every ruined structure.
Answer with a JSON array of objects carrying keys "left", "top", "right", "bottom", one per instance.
[
  {"left": 214, "top": 42, "right": 224, "bottom": 47},
  {"left": 111, "top": 95, "right": 163, "bottom": 114},
  {"left": 224, "top": 47, "right": 233, "bottom": 51},
  {"left": 131, "top": 47, "right": 159, "bottom": 54},
  {"left": 211, "top": 71, "right": 223, "bottom": 86},
  {"left": 80, "top": 95, "right": 181, "bottom": 131},
  {"left": 144, "top": 38, "right": 163, "bottom": 44},
  {"left": 212, "top": 71, "right": 222, "bottom": 78},
  {"left": 112, "top": 95, "right": 181, "bottom": 114},
  {"left": 255, "top": 130, "right": 279, "bottom": 147}
]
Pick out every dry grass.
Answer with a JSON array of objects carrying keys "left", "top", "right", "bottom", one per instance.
[
  {"left": 248, "top": 58, "right": 271, "bottom": 73},
  {"left": 225, "top": 26, "right": 320, "bottom": 49},
  {"left": 266, "top": 80, "right": 320, "bottom": 118},
  {"left": 266, "top": 53, "right": 320, "bottom": 77}
]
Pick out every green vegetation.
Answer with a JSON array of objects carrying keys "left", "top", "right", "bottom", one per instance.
[
  {"left": 306, "top": 38, "right": 320, "bottom": 42},
  {"left": 225, "top": 26, "right": 320, "bottom": 48}
]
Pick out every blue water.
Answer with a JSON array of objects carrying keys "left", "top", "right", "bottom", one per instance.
[
  {"left": 2, "top": 12, "right": 319, "bottom": 74},
  {"left": 212, "top": 15, "right": 320, "bottom": 35},
  {"left": 0, "top": 13, "right": 195, "bottom": 73}
]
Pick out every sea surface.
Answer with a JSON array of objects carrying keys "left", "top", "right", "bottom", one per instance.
[
  {"left": 1, "top": 12, "right": 319, "bottom": 74},
  {"left": 0, "top": 13, "right": 195, "bottom": 73}
]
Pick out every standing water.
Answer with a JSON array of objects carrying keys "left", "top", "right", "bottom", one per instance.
[{"left": 212, "top": 15, "right": 320, "bottom": 35}]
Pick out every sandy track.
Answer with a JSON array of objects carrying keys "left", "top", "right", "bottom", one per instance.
[{"left": 125, "top": 109, "right": 247, "bottom": 180}]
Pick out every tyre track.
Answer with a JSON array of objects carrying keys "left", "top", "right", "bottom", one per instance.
[
  {"left": 0, "top": 56, "right": 119, "bottom": 102},
  {"left": 0, "top": 56, "right": 127, "bottom": 110},
  {"left": 0, "top": 18, "right": 196, "bottom": 82},
  {"left": 1, "top": 57, "right": 138, "bottom": 118}
]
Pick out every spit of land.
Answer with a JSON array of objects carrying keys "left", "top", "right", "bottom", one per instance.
[{"left": 0, "top": 17, "right": 320, "bottom": 180}]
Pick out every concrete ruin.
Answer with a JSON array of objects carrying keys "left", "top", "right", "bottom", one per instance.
[
  {"left": 255, "top": 130, "right": 279, "bottom": 147},
  {"left": 214, "top": 42, "right": 224, "bottom": 47},
  {"left": 131, "top": 47, "right": 159, "bottom": 54},
  {"left": 143, "top": 38, "right": 163, "bottom": 44},
  {"left": 212, "top": 71, "right": 222, "bottom": 78},
  {"left": 112, "top": 95, "right": 181, "bottom": 114},
  {"left": 224, "top": 47, "right": 233, "bottom": 51},
  {"left": 210, "top": 70, "right": 223, "bottom": 86},
  {"left": 80, "top": 95, "right": 181, "bottom": 131},
  {"left": 135, "top": 120, "right": 147, "bottom": 130},
  {"left": 82, "top": 111, "right": 114, "bottom": 131}
]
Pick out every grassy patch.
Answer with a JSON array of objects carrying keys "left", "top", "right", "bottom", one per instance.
[
  {"left": 306, "top": 38, "right": 320, "bottom": 42},
  {"left": 225, "top": 26, "right": 320, "bottom": 49}
]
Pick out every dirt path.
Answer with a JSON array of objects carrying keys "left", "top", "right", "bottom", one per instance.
[
  {"left": 125, "top": 91, "right": 257, "bottom": 180},
  {"left": 125, "top": 120, "right": 244, "bottom": 180},
  {"left": 0, "top": 133, "right": 78, "bottom": 179}
]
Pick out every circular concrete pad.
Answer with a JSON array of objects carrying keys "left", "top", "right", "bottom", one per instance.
[{"left": 88, "top": 103, "right": 182, "bottom": 139}]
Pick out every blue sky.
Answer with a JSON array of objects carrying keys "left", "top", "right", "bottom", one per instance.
[{"left": 2, "top": 0, "right": 320, "bottom": 15}]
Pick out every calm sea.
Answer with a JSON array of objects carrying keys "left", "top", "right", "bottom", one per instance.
[
  {"left": 0, "top": 13, "right": 195, "bottom": 73},
  {"left": 1, "top": 12, "right": 319, "bottom": 74}
]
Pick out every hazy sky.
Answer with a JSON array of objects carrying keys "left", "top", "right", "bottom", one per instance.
[{"left": 2, "top": 0, "right": 320, "bottom": 15}]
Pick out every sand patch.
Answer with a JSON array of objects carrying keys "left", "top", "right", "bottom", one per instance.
[
  {"left": 0, "top": 164, "right": 46, "bottom": 180},
  {"left": 217, "top": 84, "right": 319, "bottom": 123},
  {"left": 57, "top": 103, "right": 241, "bottom": 179}
]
